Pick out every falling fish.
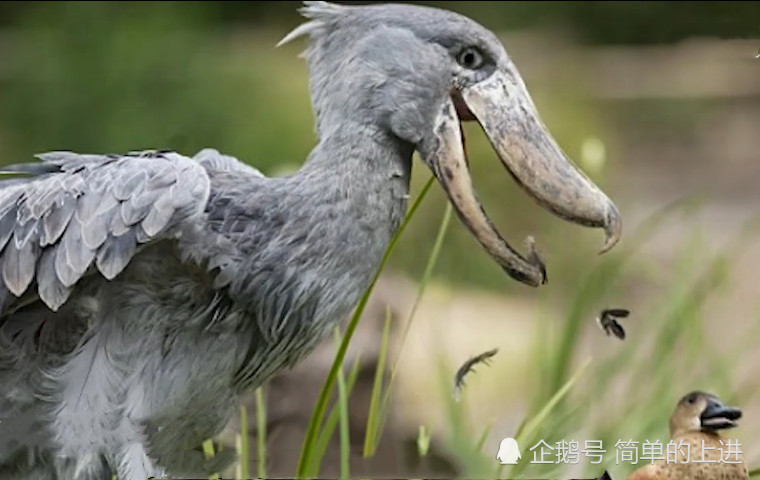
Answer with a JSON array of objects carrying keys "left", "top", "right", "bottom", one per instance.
[
  {"left": 596, "top": 308, "right": 630, "bottom": 340},
  {"left": 453, "top": 348, "right": 499, "bottom": 401}
]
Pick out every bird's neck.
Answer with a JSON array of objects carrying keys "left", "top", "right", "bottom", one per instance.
[
  {"left": 303, "top": 125, "right": 414, "bottom": 179},
  {"left": 210, "top": 126, "right": 416, "bottom": 385},
  {"left": 278, "top": 123, "right": 414, "bottom": 292},
  {"left": 300, "top": 125, "right": 414, "bottom": 237},
  {"left": 244, "top": 126, "right": 414, "bottom": 348}
]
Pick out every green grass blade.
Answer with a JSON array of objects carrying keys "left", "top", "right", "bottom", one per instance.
[
  {"left": 312, "top": 354, "right": 363, "bottom": 476},
  {"left": 433, "top": 349, "right": 495, "bottom": 479},
  {"left": 475, "top": 420, "right": 493, "bottom": 452},
  {"left": 505, "top": 356, "right": 593, "bottom": 478},
  {"left": 296, "top": 175, "right": 435, "bottom": 478},
  {"left": 253, "top": 388, "right": 264, "bottom": 479},
  {"left": 235, "top": 433, "right": 244, "bottom": 480},
  {"left": 335, "top": 329, "right": 351, "bottom": 480},
  {"left": 416, "top": 425, "right": 430, "bottom": 456},
  {"left": 517, "top": 356, "right": 592, "bottom": 445},
  {"left": 363, "top": 306, "right": 392, "bottom": 457},
  {"left": 371, "top": 202, "right": 453, "bottom": 453},
  {"left": 202, "top": 440, "right": 219, "bottom": 480}
]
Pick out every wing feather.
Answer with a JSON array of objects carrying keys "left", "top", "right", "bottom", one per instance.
[
  {"left": 81, "top": 211, "right": 110, "bottom": 250},
  {"left": 96, "top": 230, "right": 137, "bottom": 280},
  {"left": 37, "top": 247, "right": 72, "bottom": 311},
  {"left": 64, "top": 216, "right": 96, "bottom": 275},
  {"left": 142, "top": 192, "right": 175, "bottom": 237},
  {"left": 13, "top": 219, "right": 38, "bottom": 249},
  {"left": 108, "top": 207, "right": 131, "bottom": 237},
  {"left": 114, "top": 169, "right": 148, "bottom": 201},
  {"left": 0, "top": 207, "right": 17, "bottom": 252},
  {"left": 75, "top": 187, "right": 102, "bottom": 224},
  {"left": 54, "top": 223, "right": 81, "bottom": 288},
  {"left": 0, "top": 150, "right": 213, "bottom": 311},
  {"left": 2, "top": 240, "right": 38, "bottom": 297},
  {"left": 41, "top": 194, "right": 76, "bottom": 247},
  {"left": 120, "top": 196, "right": 151, "bottom": 226}
]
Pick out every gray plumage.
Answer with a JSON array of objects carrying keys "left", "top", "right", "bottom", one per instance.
[{"left": 0, "top": 2, "right": 622, "bottom": 479}]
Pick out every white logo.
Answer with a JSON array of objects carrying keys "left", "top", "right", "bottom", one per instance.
[{"left": 496, "top": 437, "right": 521, "bottom": 464}]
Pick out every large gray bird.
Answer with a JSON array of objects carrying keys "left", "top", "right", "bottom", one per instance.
[{"left": 0, "top": 2, "right": 621, "bottom": 479}]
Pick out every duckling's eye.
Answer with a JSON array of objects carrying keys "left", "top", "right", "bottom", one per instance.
[
  {"left": 457, "top": 47, "right": 485, "bottom": 70},
  {"left": 687, "top": 394, "right": 697, "bottom": 405}
]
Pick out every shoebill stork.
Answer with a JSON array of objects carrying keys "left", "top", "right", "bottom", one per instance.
[{"left": 0, "top": 2, "right": 621, "bottom": 479}]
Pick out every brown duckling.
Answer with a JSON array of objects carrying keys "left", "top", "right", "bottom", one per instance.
[{"left": 627, "top": 391, "right": 747, "bottom": 480}]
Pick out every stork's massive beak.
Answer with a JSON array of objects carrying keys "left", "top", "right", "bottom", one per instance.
[
  {"left": 421, "top": 98, "right": 547, "bottom": 286},
  {"left": 462, "top": 70, "right": 621, "bottom": 252},
  {"left": 420, "top": 69, "right": 621, "bottom": 288}
]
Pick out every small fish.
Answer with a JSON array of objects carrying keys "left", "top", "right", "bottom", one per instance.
[
  {"left": 524, "top": 235, "right": 547, "bottom": 285},
  {"left": 596, "top": 308, "right": 630, "bottom": 340},
  {"left": 755, "top": 48, "right": 760, "bottom": 59},
  {"left": 453, "top": 348, "right": 499, "bottom": 401}
]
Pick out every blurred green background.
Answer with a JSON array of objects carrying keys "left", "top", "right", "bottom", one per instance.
[{"left": 1, "top": 2, "right": 759, "bottom": 479}]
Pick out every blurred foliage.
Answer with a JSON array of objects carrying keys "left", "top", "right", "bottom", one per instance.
[
  {"left": 0, "top": 1, "right": 315, "bottom": 171},
  {"left": 3, "top": 1, "right": 759, "bottom": 45}
]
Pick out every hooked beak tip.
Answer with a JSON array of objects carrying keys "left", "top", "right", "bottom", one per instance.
[
  {"left": 524, "top": 235, "right": 548, "bottom": 285},
  {"left": 599, "top": 203, "right": 622, "bottom": 255}
]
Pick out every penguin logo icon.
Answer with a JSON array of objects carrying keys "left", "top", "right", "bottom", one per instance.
[{"left": 496, "top": 437, "right": 521, "bottom": 464}]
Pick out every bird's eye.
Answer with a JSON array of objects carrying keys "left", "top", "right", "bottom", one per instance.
[{"left": 457, "top": 47, "right": 485, "bottom": 70}]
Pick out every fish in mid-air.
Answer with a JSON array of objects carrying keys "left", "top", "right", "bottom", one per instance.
[
  {"left": 596, "top": 308, "right": 630, "bottom": 340},
  {"left": 453, "top": 348, "right": 499, "bottom": 401}
]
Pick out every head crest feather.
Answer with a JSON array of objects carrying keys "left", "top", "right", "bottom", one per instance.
[{"left": 276, "top": 1, "right": 348, "bottom": 47}]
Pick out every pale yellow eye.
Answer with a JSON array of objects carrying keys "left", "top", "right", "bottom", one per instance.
[{"left": 457, "top": 47, "right": 484, "bottom": 70}]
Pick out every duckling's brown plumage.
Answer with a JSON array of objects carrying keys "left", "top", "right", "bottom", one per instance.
[{"left": 627, "top": 391, "right": 747, "bottom": 480}]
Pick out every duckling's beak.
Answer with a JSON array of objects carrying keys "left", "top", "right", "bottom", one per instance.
[{"left": 701, "top": 397, "right": 742, "bottom": 431}]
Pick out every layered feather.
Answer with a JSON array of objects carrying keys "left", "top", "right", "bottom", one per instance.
[{"left": 0, "top": 150, "right": 212, "bottom": 311}]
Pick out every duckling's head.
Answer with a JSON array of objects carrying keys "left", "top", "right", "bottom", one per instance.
[{"left": 670, "top": 391, "right": 742, "bottom": 437}]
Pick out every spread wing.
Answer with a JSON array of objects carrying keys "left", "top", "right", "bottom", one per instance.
[{"left": 0, "top": 149, "right": 219, "bottom": 312}]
